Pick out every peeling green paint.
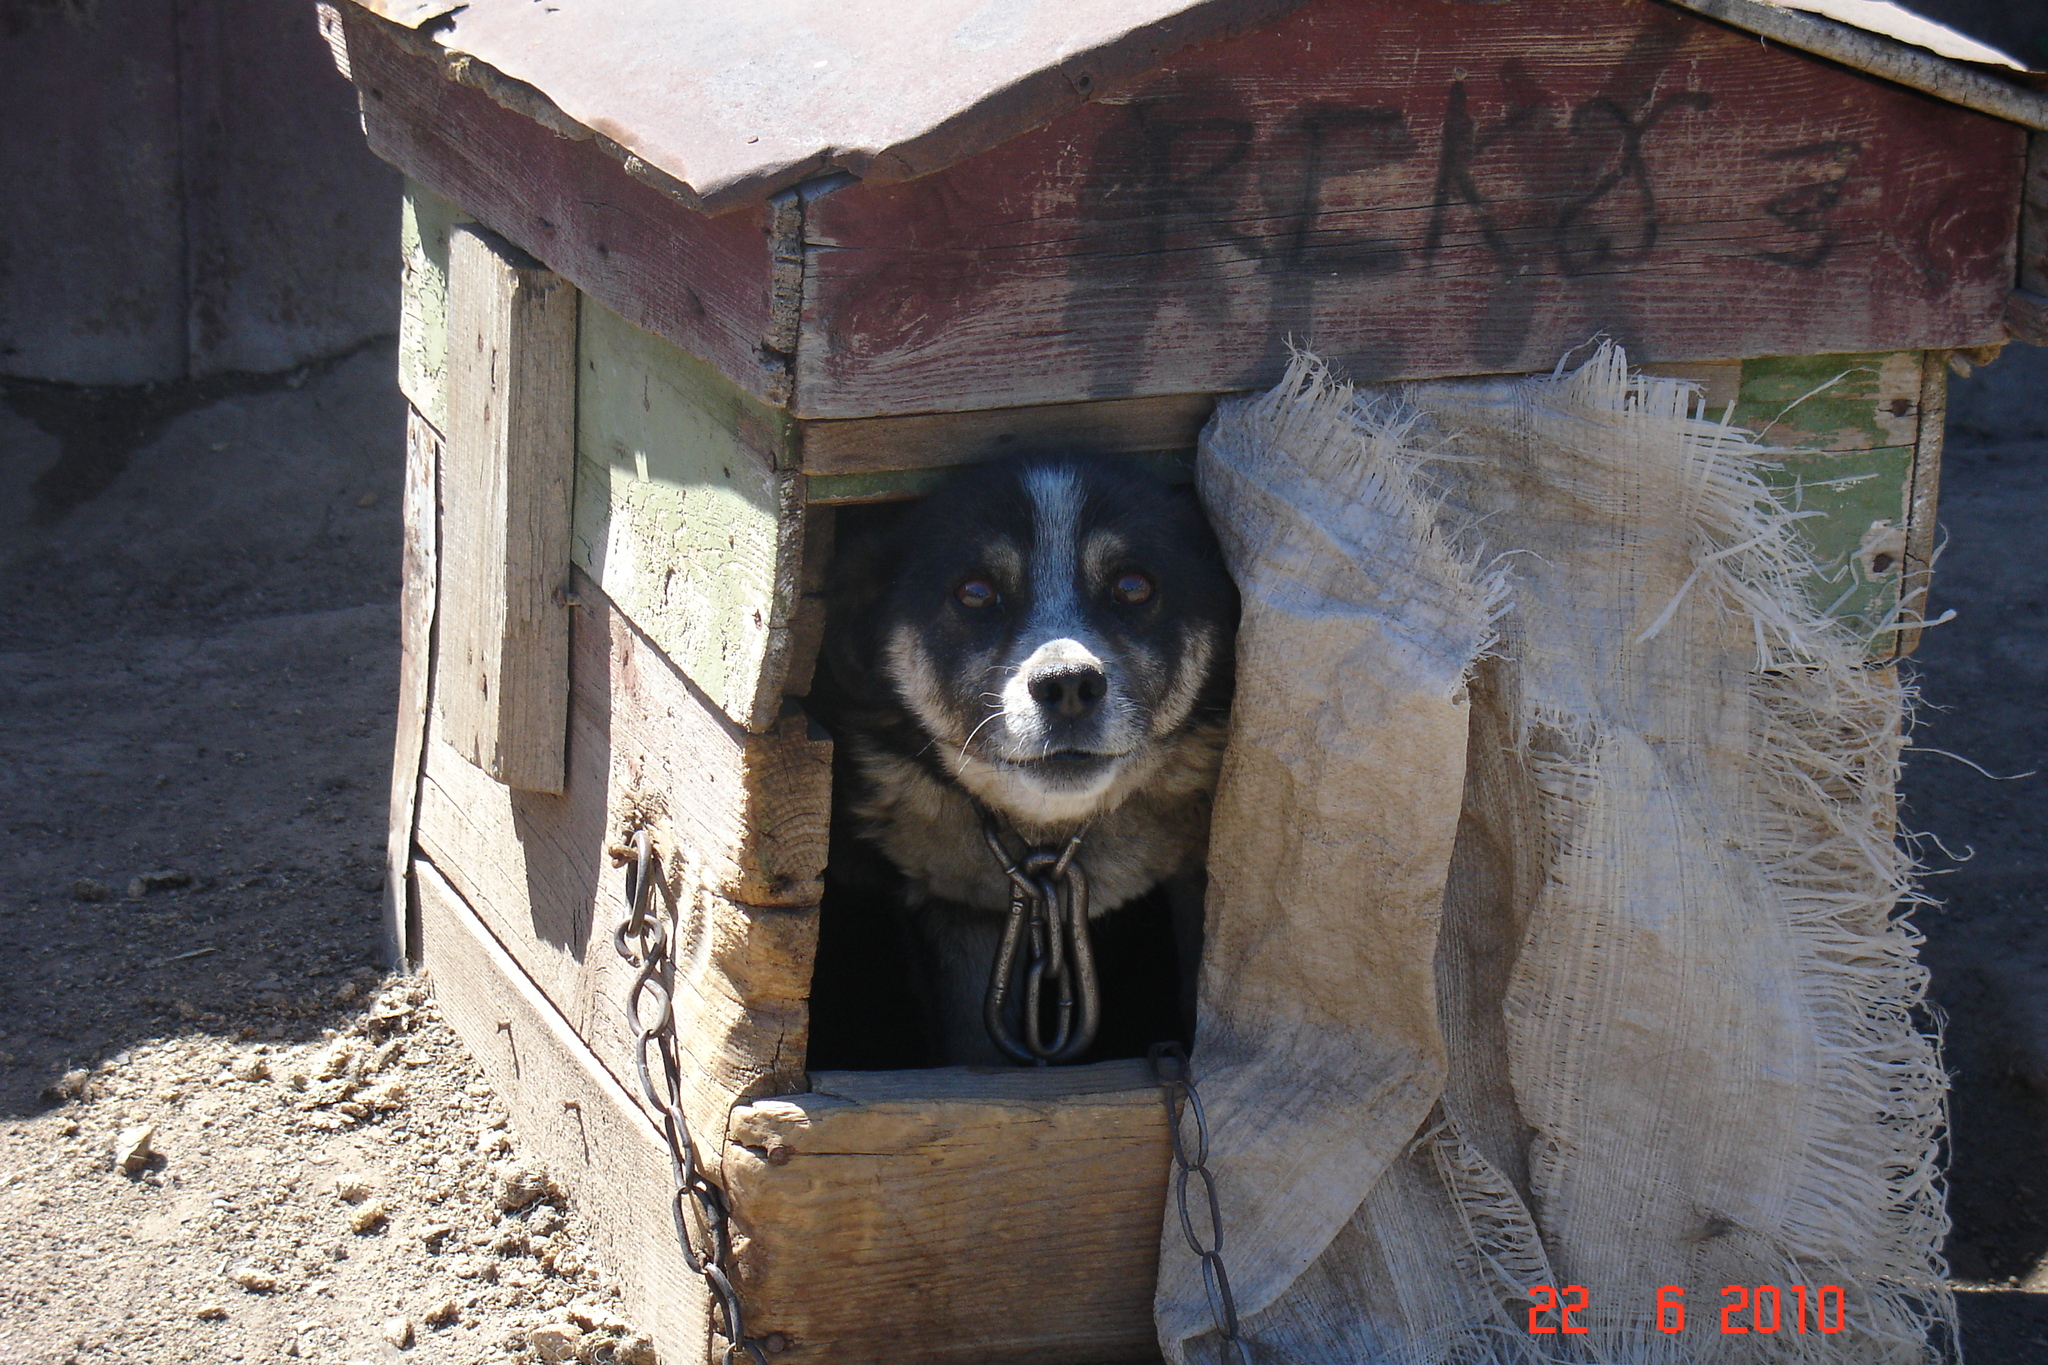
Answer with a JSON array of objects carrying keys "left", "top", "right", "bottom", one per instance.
[
  {"left": 571, "top": 299, "right": 802, "bottom": 729},
  {"left": 1733, "top": 352, "right": 1924, "bottom": 649},
  {"left": 397, "top": 179, "right": 469, "bottom": 431}
]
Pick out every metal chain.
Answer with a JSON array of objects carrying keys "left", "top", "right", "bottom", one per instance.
[
  {"left": 1150, "top": 1041, "right": 1251, "bottom": 1365},
  {"left": 613, "top": 829, "right": 768, "bottom": 1365},
  {"left": 978, "top": 812, "right": 1099, "bottom": 1065}
]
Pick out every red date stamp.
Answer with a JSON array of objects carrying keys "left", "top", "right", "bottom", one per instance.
[{"left": 1525, "top": 1284, "right": 1847, "bottom": 1334}]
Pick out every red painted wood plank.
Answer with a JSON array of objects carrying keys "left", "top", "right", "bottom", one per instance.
[
  {"left": 341, "top": 7, "right": 783, "bottom": 403},
  {"left": 794, "top": 0, "right": 2024, "bottom": 417}
]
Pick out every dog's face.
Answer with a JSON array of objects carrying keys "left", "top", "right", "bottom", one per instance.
[{"left": 856, "top": 455, "right": 1237, "bottom": 827}]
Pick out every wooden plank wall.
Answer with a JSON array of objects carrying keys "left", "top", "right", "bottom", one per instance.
[
  {"left": 725, "top": 1066, "right": 1171, "bottom": 1365},
  {"left": 1730, "top": 351, "right": 1928, "bottom": 651},
  {"left": 438, "top": 227, "right": 578, "bottom": 793},
  {"left": 339, "top": 4, "right": 788, "bottom": 406},
  {"left": 572, "top": 302, "right": 810, "bottom": 732},
  {"left": 385, "top": 409, "right": 442, "bottom": 966},
  {"left": 413, "top": 568, "right": 828, "bottom": 1149},
  {"left": 398, "top": 181, "right": 471, "bottom": 433},
  {"left": 790, "top": 0, "right": 2022, "bottom": 417},
  {"left": 2009, "top": 132, "right": 2048, "bottom": 345}
]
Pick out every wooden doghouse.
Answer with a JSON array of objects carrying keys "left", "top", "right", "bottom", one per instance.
[{"left": 323, "top": 1, "right": 2047, "bottom": 1360}]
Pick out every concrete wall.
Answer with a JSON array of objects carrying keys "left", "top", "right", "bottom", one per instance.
[{"left": 0, "top": 0, "right": 399, "bottom": 384}]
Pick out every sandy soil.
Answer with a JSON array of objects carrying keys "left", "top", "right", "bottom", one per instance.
[
  {"left": 0, "top": 346, "right": 652, "bottom": 1365},
  {"left": 1, "top": 338, "right": 2045, "bottom": 1363}
]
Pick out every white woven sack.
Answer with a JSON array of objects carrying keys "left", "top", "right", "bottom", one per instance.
[{"left": 1162, "top": 345, "right": 1950, "bottom": 1365}]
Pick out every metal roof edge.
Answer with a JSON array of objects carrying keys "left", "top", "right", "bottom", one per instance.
[
  {"left": 344, "top": 0, "right": 2048, "bottom": 221},
  {"left": 341, "top": 0, "right": 1316, "bottom": 217},
  {"left": 1660, "top": 0, "right": 2048, "bottom": 130}
]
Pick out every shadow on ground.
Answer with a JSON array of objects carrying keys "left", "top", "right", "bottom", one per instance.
[
  {"left": 0, "top": 342, "right": 404, "bottom": 1114},
  {"left": 1902, "top": 343, "right": 2048, "bottom": 1298}
]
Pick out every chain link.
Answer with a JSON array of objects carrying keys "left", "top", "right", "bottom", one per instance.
[
  {"left": 1151, "top": 1042, "right": 1251, "bottom": 1365},
  {"left": 978, "top": 812, "right": 1099, "bottom": 1065},
  {"left": 613, "top": 829, "right": 768, "bottom": 1365}
]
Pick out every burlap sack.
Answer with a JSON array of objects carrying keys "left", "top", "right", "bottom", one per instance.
[{"left": 1162, "top": 346, "right": 1950, "bottom": 1365}]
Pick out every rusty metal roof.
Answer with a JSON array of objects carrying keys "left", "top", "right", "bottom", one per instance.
[
  {"left": 348, "top": 0, "right": 1302, "bottom": 213},
  {"left": 346, "top": 0, "right": 2045, "bottom": 215}
]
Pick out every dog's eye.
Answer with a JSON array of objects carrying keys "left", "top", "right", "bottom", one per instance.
[
  {"left": 955, "top": 578, "right": 998, "bottom": 609},
  {"left": 1112, "top": 572, "right": 1154, "bottom": 605}
]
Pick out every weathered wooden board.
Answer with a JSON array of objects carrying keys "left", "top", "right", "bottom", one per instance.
[
  {"left": 413, "top": 860, "right": 713, "bottom": 1364},
  {"left": 797, "top": 391, "right": 1219, "bottom": 477},
  {"left": 2022, "top": 131, "right": 2047, "bottom": 298},
  {"left": 1729, "top": 351, "right": 1926, "bottom": 651},
  {"left": 414, "top": 568, "right": 826, "bottom": 1141},
  {"left": 438, "top": 226, "right": 578, "bottom": 793},
  {"left": 1898, "top": 354, "right": 1946, "bottom": 659},
  {"left": 397, "top": 180, "right": 472, "bottom": 431},
  {"left": 339, "top": 3, "right": 788, "bottom": 405},
  {"left": 792, "top": 0, "right": 2022, "bottom": 418},
  {"left": 726, "top": 1063, "right": 1171, "bottom": 1365},
  {"left": 2012, "top": 132, "right": 2048, "bottom": 346},
  {"left": 386, "top": 407, "right": 442, "bottom": 966},
  {"left": 572, "top": 300, "right": 810, "bottom": 732}
]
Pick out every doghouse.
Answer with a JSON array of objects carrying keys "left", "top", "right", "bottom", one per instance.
[{"left": 320, "top": 1, "right": 2046, "bottom": 1360}]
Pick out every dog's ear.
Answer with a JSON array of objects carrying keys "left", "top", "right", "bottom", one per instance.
[{"left": 818, "top": 502, "right": 914, "bottom": 704}]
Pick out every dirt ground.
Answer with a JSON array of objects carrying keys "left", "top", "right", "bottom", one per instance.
[{"left": 1, "top": 338, "right": 2045, "bottom": 1363}]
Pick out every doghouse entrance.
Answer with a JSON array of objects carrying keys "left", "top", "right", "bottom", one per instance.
[{"left": 796, "top": 499, "right": 1201, "bottom": 1073}]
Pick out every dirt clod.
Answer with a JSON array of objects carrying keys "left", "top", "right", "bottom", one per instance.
[
  {"left": 114, "top": 1123, "right": 156, "bottom": 1175},
  {"left": 528, "top": 1322, "right": 583, "bottom": 1362},
  {"left": 496, "top": 1161, "right": 560, "bottom": 1212},
  {"left": 228, "top": 1265, "right": 279, "bottom": 1293},
  {"left": 127, "top": 869, "right": 193, "bottom": 898}
]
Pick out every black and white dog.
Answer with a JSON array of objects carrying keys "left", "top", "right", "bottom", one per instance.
[{"left": 810, "top": 454, "right": 1238, "bottom": 1067}]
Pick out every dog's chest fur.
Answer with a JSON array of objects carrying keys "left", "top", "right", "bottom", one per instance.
[{"left": 843, "top": 720, "right": 1226, "bottom": 915}]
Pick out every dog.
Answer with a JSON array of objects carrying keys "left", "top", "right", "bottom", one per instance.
[{"left": 809, "top": 453, "right": 1238, "bottom": 1066}]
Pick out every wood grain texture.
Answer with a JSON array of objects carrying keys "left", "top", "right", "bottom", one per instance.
[
  {"left": 397, "top": 180, "right": 471, "bottom": 431},
  {"left": 725, "top": 1062, "right": 1170, "bottom": 1365},
  {"left": 438, "top": 226, "right": 578, "bottom": 793},
  {"left": 1730, "top": 351, "right": 1924, "bottom": 652},
  {"left": 386, "top": 408, "right": 442, "bottom": 966},
  {"left": 412, "top": 860, "right": 713, "bottom": 1364},
  {"left": 572, "top": 300, "right": 809, "bottom": 732},
  {"left": 793, "top": 0, "right": 2022, "bottom": 418},
  {"left": 340, "top": 3, "right": 787, "bottom": 405},
  {"left": 2009, "top": 289, "right": 2048, "bottom": 348},
  {"left": 797, "top": 391, "right": 1219, "bottom": 476},
  {"left": 2023, "top": 132, "right": 2047, "bottom": 298},
  {"left": 414, "top": 568, "right": 826, "bottom": 1142},
  {"left": 1896, "top": 353, "right": 1946, "bottom": 658}
]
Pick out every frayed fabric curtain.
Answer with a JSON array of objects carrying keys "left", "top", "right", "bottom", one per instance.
[{"left": 1163, "top": 346, "right": 1950, "bottom": 1365}]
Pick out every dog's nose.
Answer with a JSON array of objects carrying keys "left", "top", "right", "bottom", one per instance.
[{"left": 1027, "top": 666, "right": 1107, "bottom": 718}]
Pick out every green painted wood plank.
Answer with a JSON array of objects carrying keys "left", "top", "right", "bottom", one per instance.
[
  {"left": 1733, "top": 352, "right": 1924, "bottom": 649},
  {"left": 398, "top": 179, "right": 470, "bottom": 431},
  {"left": 572, "top": 299, "right": 806, "bottom": 732}
]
